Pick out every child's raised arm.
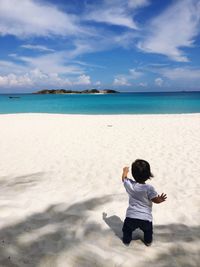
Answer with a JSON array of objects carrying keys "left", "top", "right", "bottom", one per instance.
[
  {"left": 122, "top": 167, "right": 129, "bottom": 182},
  {"left": 151, "top": 193, "right": 167, "bottom": 204}
]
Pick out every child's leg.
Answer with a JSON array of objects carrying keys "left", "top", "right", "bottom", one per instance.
[
  {"left": 122, "top": 217, "right": 136, "bottom": 244},
  {"left": 139, "top": 221, "right": 153, "bottom": 244},
  {"left": 143, "top": 228, "right": 153, "bottom": 244}
]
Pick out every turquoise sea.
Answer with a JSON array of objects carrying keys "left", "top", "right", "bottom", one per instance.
[{"left": 0, "top": 92, "right": 200, "bottom": 114}]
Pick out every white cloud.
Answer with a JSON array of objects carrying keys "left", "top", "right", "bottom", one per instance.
[
  {"left": 0, "top": 73, "right": 33, "bottom": 87},
  {"left": 75, "top": 75, "right": 91, "bottom": 85},
  {"left": 95, "top": 81, "right": 101, "bottom": 86},
  {"left": 0, "top": 0, "right": 145, "bottom": 67},
  {"left": 21, "top": 44, "right": 55, "bottom": 52},
  {"left": 9, "top": 71, "right": 94, "bottom": 87},
  {"left": 87, "top": 9, "right": 136, "bottom": 29},
  {"left": 86, "top": 0, "right": 149, "bottom": 29},
  {"left": 139, "top": 82, "right": 147, "bottom": 87},
  {"left": 68, "top": 40, "right": 100, "bottom": 58},
  {"left": 0, "top": 69, "right": 74, "bottom": 88},
  {"left": 0, "top": 52, "right": 87, "bottom": 88},
  {"left": 128, "top": 0, "right": 149, "bottom": 8},
  {"left": 113, "top": 31, "right": 138, "bottom": 48},
  {"left": 0, "top": 54, "right": 95, "bottom": 89},
  {"left": 8, "top": 53, "right": 17, "bottom": 58},
  {"left": 113, "top": 68, "right": 143, "bottom": 86},
  {"left": 113, "top": 77, "right": 131, "bottom": 86},
  {"left": 160, "top": 67, "right": 200, "bottom": 80},
  {"left": 0, "top": 60, "right": 28, "bottom": 75},
  {"left": 0, "top": 0, "right": 84, "bottom": 38},
  {"left": 17, "top": 52, "right": 83, "bottom": 75},
  {"left": 30, "top": 69, "right": 72, "bottom": 87},
  {"left": 129, "top": 68, "right": 143, "bottom": 79},
  {"left": 68, "top": 31, "right": 135, "bottom": 59},
  {"left": 0, "top": 0, "right": 141, "bottom": 62},
  {"left": 138, "top": 0, "right": 200, "bottom": 62},
  {"left": 155, "top": 77, "right": 164, "bottom": 87},
  {"left": 0, "top": 70, "right": 104, "bottom": 89}
]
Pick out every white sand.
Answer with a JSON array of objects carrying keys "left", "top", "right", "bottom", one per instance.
[{"left": 0, "top": 113, "right": 199, "bottom": 267}]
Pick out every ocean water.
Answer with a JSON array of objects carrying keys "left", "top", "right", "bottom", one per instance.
[{"left": 0, "top": 92, "right": 200, "bottom": 114}]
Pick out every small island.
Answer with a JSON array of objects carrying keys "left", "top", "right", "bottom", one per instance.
[{"left": 33, "top": 89, "right": 119, "bottom": 94}]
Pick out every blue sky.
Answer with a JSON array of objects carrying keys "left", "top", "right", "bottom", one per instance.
[{"left": 0, "top": 0, "right": 200, "bottom": 93}]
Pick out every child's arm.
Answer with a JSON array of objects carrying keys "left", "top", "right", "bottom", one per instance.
[
  {"left": 122, "top": 166, "right": 129, "bottom": 182},
  {"left": 151, "top": 193, "right": 167, "bottom": 204}
]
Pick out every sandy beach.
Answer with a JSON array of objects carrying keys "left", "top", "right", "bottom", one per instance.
[{"left": 0, "top": 113, "right": 199, "bottom": 267}]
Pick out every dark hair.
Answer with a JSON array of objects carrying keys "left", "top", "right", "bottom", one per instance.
[{"left": 131, "top": 159, "right": 153, "bottom": 183}]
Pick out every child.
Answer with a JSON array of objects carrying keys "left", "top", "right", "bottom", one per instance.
[{"left": 122, "top": 159, "right": 167, "bottom": 246}]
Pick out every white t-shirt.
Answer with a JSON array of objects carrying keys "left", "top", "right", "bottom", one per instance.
[{"left": 124, "top": 178, "right": 158, "bottom": 222}]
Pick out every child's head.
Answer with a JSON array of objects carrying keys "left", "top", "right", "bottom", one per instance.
[{"left": 131, "top": 159, "right": 153, "bottom": 183}]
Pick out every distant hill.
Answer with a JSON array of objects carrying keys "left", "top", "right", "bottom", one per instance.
[{"left": 33, "top": 89, "right": 119, "bottom": 94}]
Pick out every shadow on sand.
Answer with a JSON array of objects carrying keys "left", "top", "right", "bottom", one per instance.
[
  {"left": 103, "top": 213, "right": 200, "bottom": 243},
  {"left": 0, "top": 195, "right": 113, "bottom": 267},
  {"left": 103, "top": 213, "right": 200, "bottom": 267},
  {"left": 0, "top": 196, "right": 199, "bottom": 267},
  {"left": 0, "top": 172, "right": 45, "bottom": 194}
]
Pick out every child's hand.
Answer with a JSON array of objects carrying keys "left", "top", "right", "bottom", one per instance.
[
  {"left": 158, "top": 193, "right": 167, "bottom": 202},
  {"left": 122, "top": 166, "right": 129, "bottom": 182},
  {"left": 152, "top": 193, "right": 167, "bottom": 204},
  {"left": 123, "top": 166, "right": 129, "bottom": 176}
]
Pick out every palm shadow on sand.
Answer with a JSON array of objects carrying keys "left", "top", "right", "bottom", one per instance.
[
  {"left": 0, "top": 190, "right": 199, "bottom": 267},
  {"left": 0, "top": 194, "right": 114, "bottom": 267}
]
